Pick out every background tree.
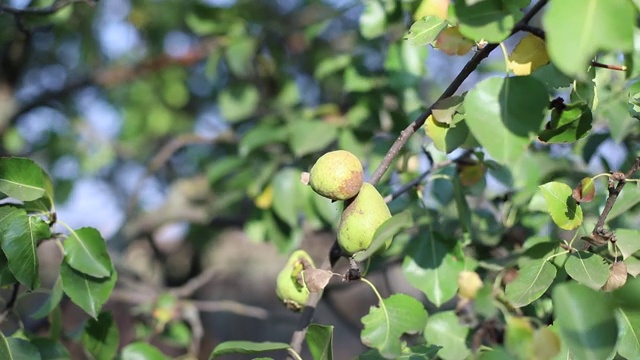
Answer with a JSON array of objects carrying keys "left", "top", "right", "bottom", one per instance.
[{"left": 0, "top": 0, "right": 640, "bottom": 359}]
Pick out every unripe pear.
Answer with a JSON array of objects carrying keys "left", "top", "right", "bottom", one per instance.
[
  {"left": 276, "top": 250, "right": 315, "bottom": 311},
  {"left": 306, "top": 150, "right": 364, "bottom": 200},
  {"left": 457, "top": 270, "right": 483, "bottom": 299},
  {"left": 337, "top": 183, "right": 391, "bottom": 255}
]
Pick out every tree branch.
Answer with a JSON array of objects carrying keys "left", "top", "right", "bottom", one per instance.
[
  {"left": 0, "top": 0, "right": 95, "bottom": 16},
  {"left": 5, "top": 38, "right": 221, "bottom": 130},
  {"left": 591, "top": 158, "right": 640, "bottom": 239},
  {"left": 125, "top": 132, "right": 233, "bottom": 215},
  {"left": 383, "top": 149, "right": 474, "bottom": 203},
  {"left": 288, "top": 1, "right": 550, "bottom": 356}
]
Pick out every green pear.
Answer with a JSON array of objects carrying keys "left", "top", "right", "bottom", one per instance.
[
  {"left": 307, "top": 150, "right": 364, "bottom": 200},
  {"left": 337, "top": 183, "right": 391, "bottom": 255},
  {"left": 275, "top": 250, "right": 315, "bottom": 311}
]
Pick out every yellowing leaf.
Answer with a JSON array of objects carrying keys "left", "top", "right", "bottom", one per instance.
[
  {"left": 414, "top": 0, "right": 450, "bottom": 20},
  {"left": 434, "top": 27, "right": 475, "bottom": 56},
  {"left": 509, "top": 34, "right": 550, "bottom": 76},
  {"left": 254, "top": 185, "right": 273, "bottom": 209}
]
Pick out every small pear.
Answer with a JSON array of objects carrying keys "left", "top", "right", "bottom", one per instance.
[
  {"left": 457, "top": 270, "right": 483, "bottom": 299},
  {"left": 276, "top": 250, "right": 315, "bottom": 311},
  {"left": 337, "top": 183, "right": 391, "bottom": 255},
  {"left": 306, "top": 150, "right": 364, "bottom": 200}
]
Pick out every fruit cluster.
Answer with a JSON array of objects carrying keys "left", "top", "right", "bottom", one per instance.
[{"left": 276, "top": 150, "right": 392, "bottom": 310}]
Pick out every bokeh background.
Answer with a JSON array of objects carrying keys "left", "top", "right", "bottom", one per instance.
[{"left": 0, "top": 0, "right": 631, "bottom": 358}]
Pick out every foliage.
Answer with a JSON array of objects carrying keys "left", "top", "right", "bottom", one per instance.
[{"left": 1, "top": 0, "right": 640, "bottom": 359}]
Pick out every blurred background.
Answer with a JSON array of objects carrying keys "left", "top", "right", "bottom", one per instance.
[{"left": 0, "top": 0, "right": 633, "bottom": 359}]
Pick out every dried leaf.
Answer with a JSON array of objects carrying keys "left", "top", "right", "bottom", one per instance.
[
  {"left": 602, "top": 262, "right": 627, "bottom": 292},
  {"left": 303, "top": 269, "right": 336, "bottom": 292},
  {"left": 572, "top": 177, "right": 595, "bottom": 203}
]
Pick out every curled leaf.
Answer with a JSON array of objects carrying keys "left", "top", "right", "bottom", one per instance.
[
  {"left": 303, "top": 269, "right": 336, "bottom": 292},
  {"left": 602, "top": 262, "right": 627, "bottom": 292},
  {"left": 572, "top": 177, "right": 595, "bottom": 203}
]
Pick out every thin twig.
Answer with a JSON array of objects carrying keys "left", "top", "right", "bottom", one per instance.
[
  {"left": 287, "top": 1, "right": 550, "bottom": 356},
  {"left": 591, "top": 61, "right": 627, "bottom": 72},
  {"left": 516, "top": 24, "right": 546, "bottom": 39},
  {"left": 594, "top": 158, "right": 640, "bottom": 233},
  {"left": 384, "top": 149, "right": 473, "bottom": 203},
  {"left": 110, "top": 288, "right": 269, "bottom": 319},
  {"left": 125, "top": 133, "right": 224, "bottom": 215},
  {"left": 187, "top": 300, "right": 269, "bottom": 319},
  {"left": 181, "top": 302, "right": 204, "bottom": 355},
  {"left": 4, "top": 283, "right": 20, "bottom": 311},
  {"left": 5, "top": 38, "right": 220, "bottom": 130},
  {"left": 169, "top": 267, "right": 219, "bottom": 298},
  {"left": 0, "top": 0, "right": 95, "bottom": 16}
]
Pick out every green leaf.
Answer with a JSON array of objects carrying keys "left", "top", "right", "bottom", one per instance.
[
  {"left": 0, "top": 157, "right": 46, "bottom": 201},
  {"left": 31, "top": 337, "right": 70, "bottom": 360},
  {"left": 477, "top": 347, "right": 512, "bottom": 360},
  {"left": 452, "top": 177, "right": 472, "bottom": 235},
  {"left": 121, "top": 342, "right": 169, "bottom": 360},
  {"left": 306, "top": 324, "right": 333, "bottom": 360},
  {"left": 612, "top": 275, "right": 640, "bottom": 311},
  {"left": 504, "top": 317, "right": 534, "bottom": 356},
  {"left": 361, "top": 294, "right": 428, "bottom": 358},
  {"left": 0, "top": 333, "right": 41, "bottom": 360},
  {"left": 209, "top": 341, "right": 290, "bottom": 359},
  {"left": 617, "top": 309, "right": 640, "bottom": 359},
  {"left": 464, "top": 76, "right": 549, "bottom": 164},
  {"left": 405, "top": 16, "right": 447, "bottom": 46},
  {"left": 288, "top": 121, "right": 338, "bottom": 158},
  {"left": 616, "top": 229, "right": 640, "bottom": 260},
  {"left": 82, "top": 312, "right": 119, "bottom": 360},
  {"left": 454, "top": 0, "right": 520, "bottom": 42},
  {"left": 402, "top": 232, "right": 464, "bottom": 307},
  {"left": 224, "top": 36, "right": 257, "bottom": 77},
  {"left": 60, "top": 260, "right": 117, "bottom": 319},
  {"left": 537, "top": 182, "right": 583, "bottom": 230},
  {"left": 207, "top": 157, "right": 245, "bottom": 185},
  {"left": 432, "top": 96, "right": 464, "bottom": 125},
  {"left": 271, "top": 168, "right": 303, "bottom": 227},
  {"left": 218, "top": 84, "right": 260, "bottom": 123},
  {"left": 360, "top": 0, "right": 387, "bottom": 39},
  {"left": 64, "top": 227, "right": 112, "bottom": 278},
  {"left": 424, "top": 311, "right": 470, "bottom": 360},
  {"left": 0, "top": 250, "right": 16, "bottom": 287},
  {"left": 531, "top": 63, "right": 573, "bottom": 89},
  {"left": 538, "top": 102, "right": 593, "bottom": 143},
  {"left": 0, "top": 207, "right": 50, "bottom": 289},
  {"left": 239, "top": 121, "right": 288, "bottom": 157},
  {"left": 425, "top": 115, "right": 469, "bottom": 154},
  {"left": 543, "top": 0, "right": 634, "bottom": 79},
  {"left": 32, "top": 276, "right": 63, "bottom": 319},
  {"left": 552, "top": 282, "right": 618, "bottom": 360},
  {"left": 344, "top": 66, "right": 380, "bottom": 93},
  {"left": 564, "top": 251, "right": 609, "bottom": 290},
  {"left": 314, "top": 55, "right": 351, "bottom": 80},
  {"left": 353, "top": 210, "right": 413, "bottom": 262},
  {"left": 358, "top": 344, "right": 440, "bottom": 359},
  {"left": 505, "top": 259, "right": 557, "bottom": 307}
]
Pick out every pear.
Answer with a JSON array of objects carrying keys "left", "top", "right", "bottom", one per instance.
[
  {"left": 337, "top": 183, "right": 391, "bottom": 255},
  {"left": 457, "top": 270, "right": 483, "bottom": 299},
  {"left": 306, "top": 150, "right": 364, "bottom": 200},
  {"left": 275, "top": 250, "right": 315, "bottom": 311}
]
